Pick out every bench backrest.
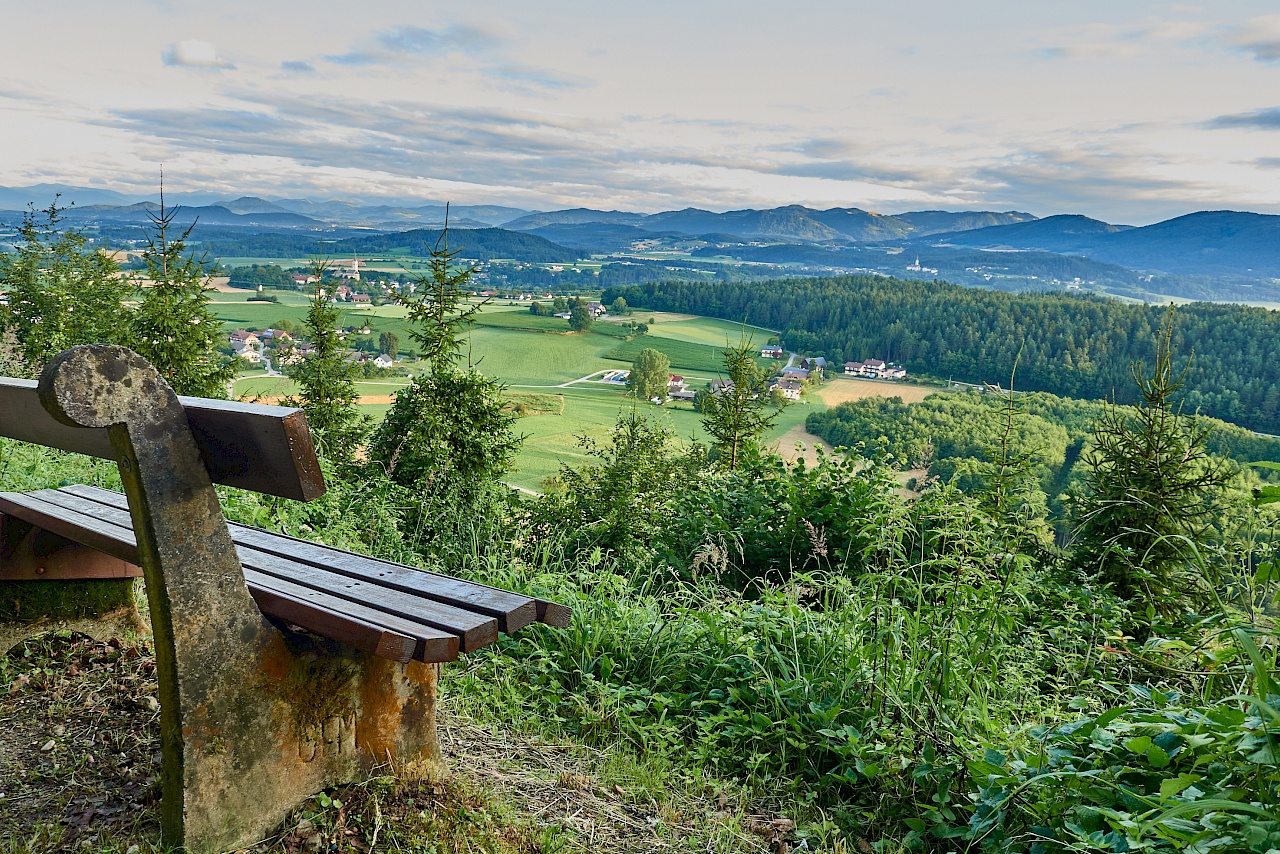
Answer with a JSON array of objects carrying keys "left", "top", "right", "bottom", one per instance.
[{"left": 0, "top": 377, "right": 325, "bottom": 501}]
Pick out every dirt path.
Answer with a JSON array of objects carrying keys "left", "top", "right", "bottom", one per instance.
[{"left": 2, "top": 634, "right": 778, "bottom": 853}]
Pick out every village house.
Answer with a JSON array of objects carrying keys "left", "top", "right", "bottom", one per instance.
[
  {"left": 768, "top": 379, "right": 803, "bottom": 401},
  {"left": 587, "top": 301, "right": 607, "bottom": 317},
  {"left": 228, "top": 330, "right": 260, "bottom": 353},
  {"left": 761, "top": 344, "right": 784, "bottom": 359},
  {"left": 277, "top": 341, "right": 314, "bottom": 366},
  {"left": 710, "top": 379, "right": 735, "bottom": 395},
  {"left": 669, "top": 388, "right": 697, "bottom": 402},
  {"left": 781, "top": 366, "right": 809, "bottom": 381},
  {"left": 844, "top": 359, "right": 907, "bottom": 380},
  {"left": 352, "top": 293, "right": 372, "bottom": 304}
]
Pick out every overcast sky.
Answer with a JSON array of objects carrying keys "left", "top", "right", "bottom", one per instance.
[{"left": 2, "top": 1, "right": 1279, "bottom": 222}]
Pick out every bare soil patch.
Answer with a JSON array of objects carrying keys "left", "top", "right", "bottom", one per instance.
[
  {"left": 817, "top": 379, "right": 935, "bottom": 406},
  {"left": 253, "top": 394, "right": 401, "bottom": 406},
  {"left": 2, "top": 633, "right": 778, "bottom": 853},
  {"left": 206, "top": 276, "right": 242, "bottom": 293},
  {"left": 773, "top": 423, "right": 834, "bottom": 466}
]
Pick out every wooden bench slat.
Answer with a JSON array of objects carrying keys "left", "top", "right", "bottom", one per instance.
[
  {"left": 0, "top": 492, "right": 141, "bottom": 564},
  {"left": 246, "top": 585, "right": 418, "bottom": 664},
  {"left": 19, "top": 489, "right": 499, "bottom": 652},
  {"left": 0, "top": 492, "right": 462, "bottom": 660},
  {"left": 242, "top": 551, "right": 497, "bottom": 652},
  {"left": 0, "top": 378, "right": 325, "bottom": 502},
  {"left": 64, "top": 484, "right": 551, "bottom": 633},
  {"left": 244, "top": 569, "right": 459, "bottom": 663}
]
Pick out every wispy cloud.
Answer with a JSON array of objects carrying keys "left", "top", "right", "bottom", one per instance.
[
  {"left": 1205, "top": 108, "right": 1280, "bottom": 130},
  {"left": 1231, "top": 14, "right": 1280, "bottom": 62},
  {"left": 326, "top": 24, "right": 499, "bottom": 65},
  {"left": 972, "top": 145, "right": 1224, "bottom": 221},
  {"left": 1039, "top": 18, "right": 1210, "bottom": 61},
  {"left": 161, "top": 40, "right": 235, "bottom": 70},
  {"left": 280, "top": 60, "right": 315, "bottom": 75},
  {"left": 483, "top": 64, "right": 592, "bottom": 93}
]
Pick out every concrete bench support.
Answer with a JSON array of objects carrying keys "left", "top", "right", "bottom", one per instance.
[{"left": 24, "top": 346, "right": 440, "bottom": 853}]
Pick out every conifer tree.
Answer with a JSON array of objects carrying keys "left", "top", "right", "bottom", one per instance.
[
  {"left": 285, "top": 259, "right": 368, "bottom": 461},
  {"left": 0, "top": 199, "right": 131, "bottom": 370},
  {"left": 1071, "top": 313, "right": 1233, "bottom": 615},
  {"left": 131, "top": 186, "right": 235, "bottom": 397},
  {"left": 700, "top": 334, "right": 784, "bottom": 469},
  {"left": 367, "top": 223, "right": 519, "bottom": 491}
]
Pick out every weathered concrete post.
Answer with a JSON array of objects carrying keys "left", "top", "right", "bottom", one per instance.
[{"left": 36, "top": 346, "right": 439, "bottom": 853}]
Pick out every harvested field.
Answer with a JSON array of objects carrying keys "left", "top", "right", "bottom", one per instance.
[
  {"left": 772, "top": 423, "right": 833, "bottom": 466},
  {"left": 250, "top": 394, "right": 400, "bottom": 406},
  {"left": 817, "top": 379, "right": 935, "bottom": 406}
]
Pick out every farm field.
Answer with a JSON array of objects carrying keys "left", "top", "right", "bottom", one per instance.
[
  {"left": 604, "top": 337, "right": 737, "bottom": 376},
  {"left": 635, "top": 316, "right": 774, "bottom": 347},
  {"left": 216, "top": 291, "right": 834, "bottom": 490},
  {"left": 816, "top": 377, "right": 937, "bottom": 405}
]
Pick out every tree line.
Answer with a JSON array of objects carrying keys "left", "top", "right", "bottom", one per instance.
[{"left": 602, "top": 275, "right": 1280, "bottom": 433}]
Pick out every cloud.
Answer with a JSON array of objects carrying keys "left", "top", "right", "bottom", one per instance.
[
  {"left": 1039, "top": 18, "right": 1209, "bottom": 61},
  {"left": 326, "top": 24, "right": 499, "bottom": 65},
  {"left": 1040, "top": 43, "right": 1142, "bottom": 60},
  {"left": 971, "top": 145, "right": 1225, "bottom": 222},
  {"left": 161, "top": 40, "right": 235, "bottom": 70},
  {"left": 280, "top": 60, "right": 315, "bottom": 75},
  {"left": 484, "top": 65, "right": 591, "bottom": 92},
  {"left": 1232, "top": 14, "right": 1280, "bottom": 62},
  {"left": 1205, "top": 108, "right": 1280, "bottom": 130}
]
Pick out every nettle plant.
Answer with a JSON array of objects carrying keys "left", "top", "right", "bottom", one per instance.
[{"left": 940, "top": 629, "right": 1280, "bottom": 854}]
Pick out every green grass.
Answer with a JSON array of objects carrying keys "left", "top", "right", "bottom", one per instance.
[
  {"left": 222, "top": 298, "right": 818, "bottom": 490},
  {"left": 637, "top": 316, "right": 775, "bottom": 348},
  {"left": 603, "top": 337, "right": 734, "bottom": 376},
  {"left": 465, "top": 327, "right": 619, "bottom": 386},
  {"left": 475, "top": 309, "right": 633, "bottom": 338}
]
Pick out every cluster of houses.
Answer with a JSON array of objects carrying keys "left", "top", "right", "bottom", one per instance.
[
  {"left": 475, "top": 290, "right": 557, "bottom": 301},
  {"left": 668, "top": 374, "right": 696, "bottom": 402},
  {"left": 844, "top": 359, "right": 907, "bottom": 380},
  {"left": 228, "top": 329, "right": 395, "bottom": 369},
  {"left": 228, "top": 329, "right": 297, "bottom": 365},
  {"left": 552, "top": 301, "right": 608, "bottom": 320}
]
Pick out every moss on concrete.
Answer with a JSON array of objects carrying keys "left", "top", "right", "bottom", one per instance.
[
  {"left": 0, "top": 579, "right": 137, "bottom": 621},
  {"left": 282, "top": 656, "right": 360, "bottom": 732}
]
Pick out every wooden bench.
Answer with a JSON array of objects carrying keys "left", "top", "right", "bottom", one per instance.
[{"left": 0, "top": 345, "right": 569, "bottom": 853}]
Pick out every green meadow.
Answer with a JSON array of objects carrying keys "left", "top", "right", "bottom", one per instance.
[{"left": 215, "top": 292, "right": 813, "bottom": 490}]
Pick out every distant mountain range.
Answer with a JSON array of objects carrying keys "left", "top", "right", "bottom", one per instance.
[
  {"left": 935, "top": 211, "right": 1280, "bottom": 276},
  {"left": 3, "top": 183, "right": 1280, "bottom": 292},
  {"left": 504, "top": 205, "right": 1036, "bottom": 243}
]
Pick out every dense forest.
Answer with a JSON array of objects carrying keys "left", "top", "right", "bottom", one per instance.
[
  {"left": 117, "top": 225, "right": 588, "bottom": 263},
  {"left": 603, "top": 275, "right": 1280, "bottom": 433},
  {"left": 807, "top": 389, "right": 1280, "bottom": 535}
]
